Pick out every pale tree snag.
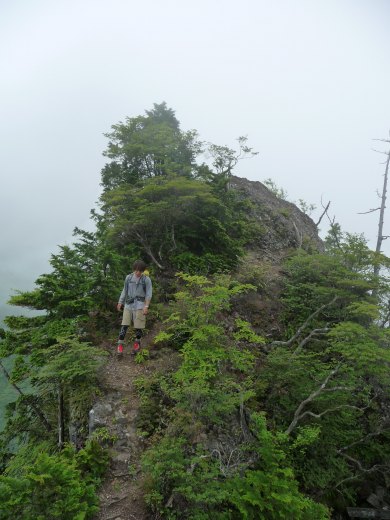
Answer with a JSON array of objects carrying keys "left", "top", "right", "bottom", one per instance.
[
  {"left": 359, "top": 134, "right": 390, "bottom": 282},
  {"left": 373, "top": 140, "right": 390, "bottom": 278}
]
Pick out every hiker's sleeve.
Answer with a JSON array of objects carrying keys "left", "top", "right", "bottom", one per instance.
[
  {"left": 145, "top": 277, "right": 152, "bottom": 302},
  {"left": 118, "top": 277, "right": 127, "bottom": 305}
]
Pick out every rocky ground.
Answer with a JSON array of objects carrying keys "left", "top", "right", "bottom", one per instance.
[{"left": 91, "top": 329, "right": 177, "bottom": 520}]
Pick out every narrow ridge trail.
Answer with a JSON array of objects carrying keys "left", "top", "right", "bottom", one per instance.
[{"left": 92, "top": 329, "right": 177, "bottom": 520}]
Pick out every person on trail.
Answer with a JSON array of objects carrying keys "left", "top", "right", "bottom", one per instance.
[{"left": 116, "top": 259, "right": 152, "bottom": 356}]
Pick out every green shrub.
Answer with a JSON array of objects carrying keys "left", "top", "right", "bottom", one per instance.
[{"left": 0, "top": 452, "right": 99, "bottom": 519}]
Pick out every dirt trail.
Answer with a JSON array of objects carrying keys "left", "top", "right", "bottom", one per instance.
[{"left": 92, "top": 329, "right": 173, "bottom": 520}]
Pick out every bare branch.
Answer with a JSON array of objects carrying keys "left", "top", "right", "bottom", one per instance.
[
  {"left": 292, "top": 327, "right": 330, "bottom": 356},
  {"left": 167, "top": 225, "right": 178, "bottom": 254},
  {"left": 357, "top": 207, "right": 380, "bottom": 215},
  {"left": 298, "top": 403, "right": 364, "bottom": 423},
  {"left": 315, "top": 200, "right": 330, "bottom": 227},
  {"left": 285, "top": 364, "right": 342, "bottom": 435},
  {"left": 335, "top": 461, "right": 389, "bottom": 489},
  {"left": 373, "top": 138, "right": 390, "bottom": 143},
  {"left": 271, "top": 296, "right": 338, "bottom": 348},
  {"left": 135, "top": 231, "right": 165, "bottom": 269},
  {"left": 372, "top": 148, "right": 390, "bottom": 155},
  {"left": 321, "top": 386, "right": 353, "bottom": 393},
  {"left": 319, "top": 198, "right": 342, "bottom": 249},
  {"left": 338, "top": 426, "right": 389, "bottom": 454}
]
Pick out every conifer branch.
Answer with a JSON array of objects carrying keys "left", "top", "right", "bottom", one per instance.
[{"left": 0, "top": 360, "right": 52, "bottom": 433}]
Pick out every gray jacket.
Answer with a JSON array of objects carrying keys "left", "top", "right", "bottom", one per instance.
[{"left": 119, "top": 273, "right": 152, "bottom": 310}]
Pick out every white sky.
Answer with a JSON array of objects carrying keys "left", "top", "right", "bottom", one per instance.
[{"left": 1, "top": 0, "right": 390, "bottom": 321}]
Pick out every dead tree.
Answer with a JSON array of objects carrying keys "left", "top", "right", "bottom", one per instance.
[
  {"left": 373, "top": 138, "right": 390, "bottom": 277},
  {"left": 359, "top": 135, "right": 390, "bottom": 279}
]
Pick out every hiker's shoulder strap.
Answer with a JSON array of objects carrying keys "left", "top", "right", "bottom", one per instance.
[{"left": 125, "top": 273, "right": 133, "bottom": 292}]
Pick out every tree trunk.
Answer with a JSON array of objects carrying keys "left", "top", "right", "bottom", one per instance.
[
  {"left": 58, "top": 384, "right": 65, "bottom": 449},
  {"left": 374, "top": 149, "right": 390, "bottom": 278}
]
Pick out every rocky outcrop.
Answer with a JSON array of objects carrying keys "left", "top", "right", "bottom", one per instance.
[{"left": 231, "top": 176, "right": 323, "bottom": 261}]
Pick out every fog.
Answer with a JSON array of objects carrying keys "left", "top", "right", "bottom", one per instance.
[{"left": 1, "top": 0, "right": 390, "bottom": 323}]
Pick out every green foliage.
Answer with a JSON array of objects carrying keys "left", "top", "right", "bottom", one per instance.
[
  {"left": 100, "top": 175, "right": 247, "bottom": 272},
  {"left": 263, "top": 178, "right": 288, "bottom": 200},
  {"left": 281, "top": 250, "right": 375, "bottom": 331},
  {"left": 0, "top": 324, "right": 106, "bottom": 453},
  {"left": 72, "top": 440, "right": 109, "bottom": 484},
  {"left": 141, "top": 275, "right": 328, "bottom": 518},
  {"left": 134, "top": 348, "right": 150, "bottom": 364},
  {"left": 143, "top": 436, "right": 232, "bottom": 519},
  {"left": 142, "top": 415, "right": 329, "bottom": 519},
  {"left": 233, "top": 318, "right": 266, "bottom": 344},
  {"left": 165, "top": 275, "right": 255, "bottom": 420},
  {"left": 207, "top": 136, "right": 258, "bottom": 192},
  {"left": 297, "top": 199, "right": 316, "bottom": 216},
  {"left": 89, "top": 427, "right": 117, "bottom": 446},
  {"left": 173, "top": 252, "right": 228, "bottom": 274},
  {"left": 227, "top": 414, "right": 329, "bottom": 520},
  {"left": 101, "top": 102, "right": 204, "bottom": 188},
  {"left": 134, "top": 374, "right": 172, "bottom": 438},
  {"left": 0, "top": 451, "right": 99, "bottom": 519},
  {"left": 34, "top": 336, "right": 106, "bottom": 388},
  {"left": 255, "top": 239, "right": 390, "bottom": 506}
]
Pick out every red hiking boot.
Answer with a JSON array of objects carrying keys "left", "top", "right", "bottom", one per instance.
[
  {"left": 117, "top": 343, "right": 124, "bottom": 356},
  {"left": 132, "top": 340, "right": 140, "bottom": 355}
]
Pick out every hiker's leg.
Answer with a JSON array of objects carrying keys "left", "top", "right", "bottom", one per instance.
[
  {"left": 132, "top": 310, "right": 146, "bottom": 352},
  {"left": 119, "top": 308, "right": 131, "bottom": 341},
  {"left": 118, "top": 325, "right": 128, "bottom": 341}
]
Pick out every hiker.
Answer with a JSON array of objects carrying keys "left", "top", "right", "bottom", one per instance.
[{"left": 116, "top": 259, "right": 152, "bottom": 355}]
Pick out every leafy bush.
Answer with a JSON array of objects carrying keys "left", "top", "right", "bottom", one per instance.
[{"left": 0, "top": 451, "right": 99, "bottom": 519}]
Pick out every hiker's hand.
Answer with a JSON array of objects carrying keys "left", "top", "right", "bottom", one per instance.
[
  {"left": 143, "top": 306, "right": 149, "bottom": 315},
  {"left": 117, "top": 303, "right": 123, "bottom": 312}
]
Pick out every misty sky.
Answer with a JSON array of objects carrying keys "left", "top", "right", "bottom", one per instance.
[{"left": 1, "top": 0, "right": 390, "bottom": 323}]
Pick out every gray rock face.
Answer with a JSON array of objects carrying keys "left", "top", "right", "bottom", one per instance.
[
  {"left": 231, "top": 175, "right": 323, "bottom": 260},
  {"left": 89, "top": 402, "right": 113, "bottom": 435}
]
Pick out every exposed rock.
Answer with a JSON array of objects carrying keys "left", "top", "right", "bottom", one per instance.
[
  {"left": 231, "top": 175, "right": 323, "bottom": 261},
  {"left": 89, "top": 402, "right": 113, "bottom": 435}
]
